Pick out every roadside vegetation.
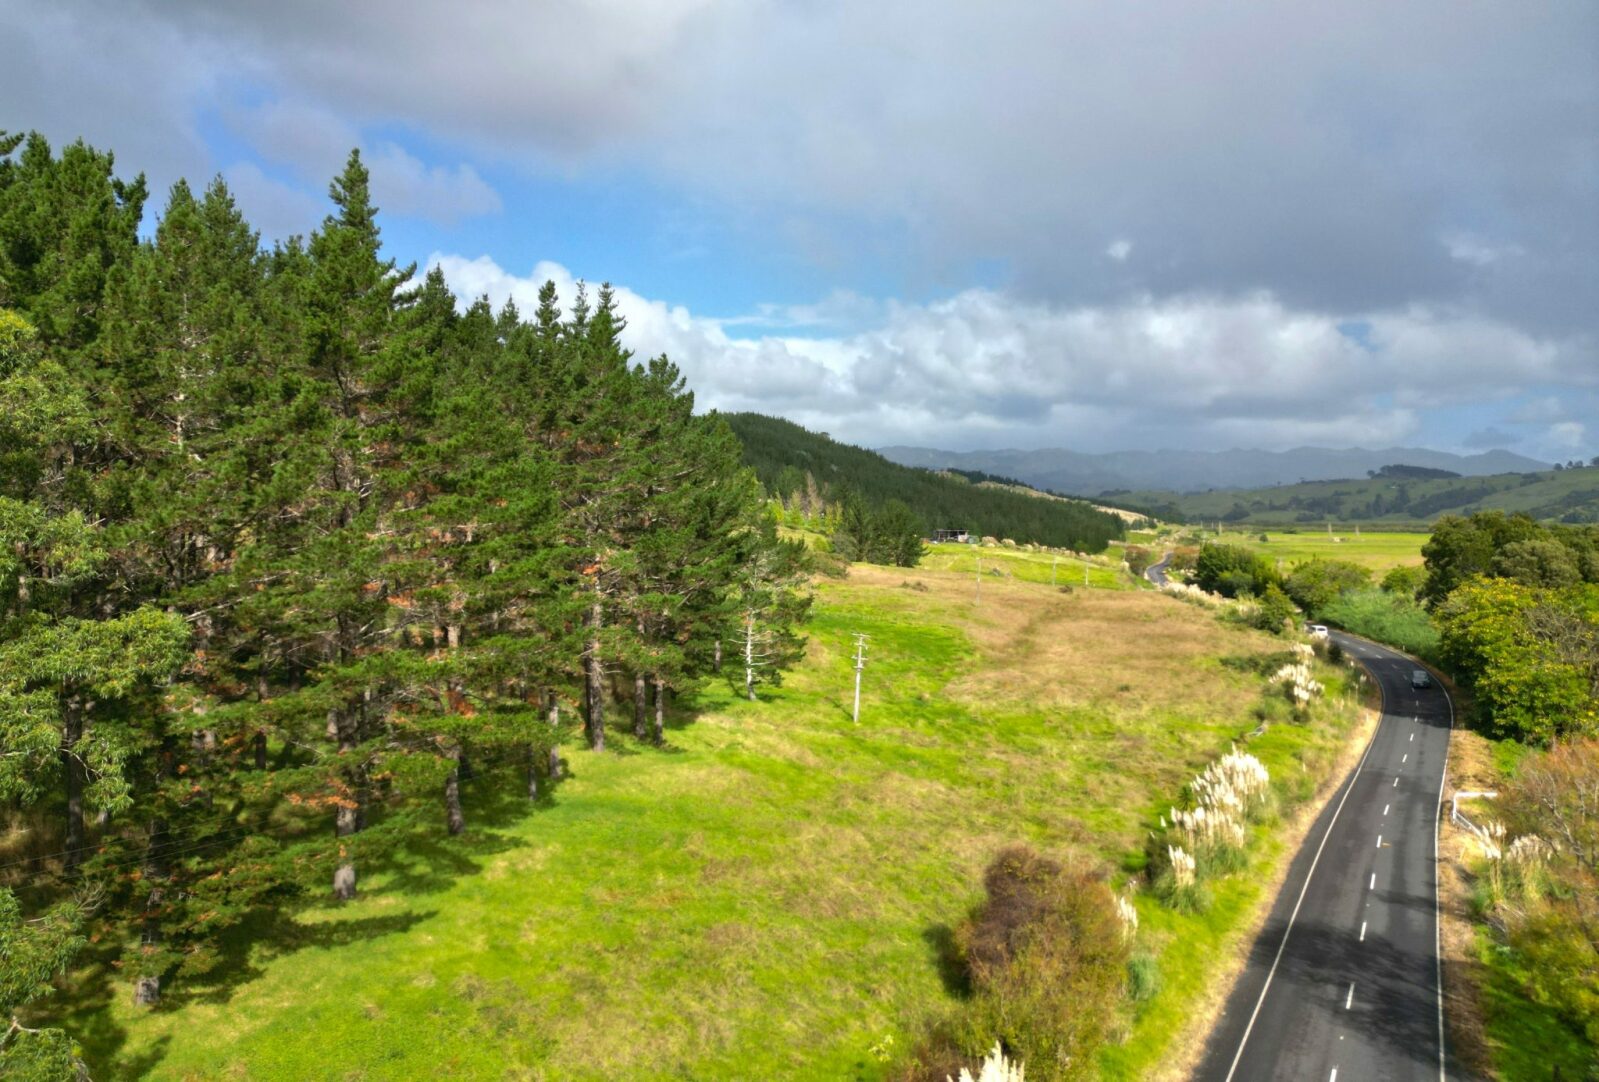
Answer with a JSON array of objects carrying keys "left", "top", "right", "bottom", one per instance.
[{"left": 1161, "top": 509, "right": 1599, "bottom": 1076}]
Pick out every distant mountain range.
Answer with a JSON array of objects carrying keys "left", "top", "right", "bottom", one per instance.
[{"left": 876, "top": 445, "right": 1550, "bottom": 496}]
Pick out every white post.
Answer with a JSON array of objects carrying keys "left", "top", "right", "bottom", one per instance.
[
  {"left": 975, "top": 554, "right": 981, "bottom": 604},
  {"left": 851, "top": 633, "right": 869, "bottom": 724}
]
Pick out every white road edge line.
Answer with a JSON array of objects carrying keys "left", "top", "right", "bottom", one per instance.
[
  {"left": 1330, "top": 1070, "right": 1338, "bottom": 1082},
  {"left": 1220, "top": 634, "right": 1391, "bottom": 1082},
  {"left": 1435, "top": 670, "right": 1455, "bottom": 1082},
  {"left": 1394, "top": 776, "right": 1399, "bottom": 788}
]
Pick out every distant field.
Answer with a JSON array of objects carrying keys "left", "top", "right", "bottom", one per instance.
[
  {"left": 921, "top": 539, "right": 1135, "bottom": 589},
  {"left": 1209, "top": 529, "right": 1427, "bottom": 573},
  {"left": 68, "top": 560, "right": 1360, "bottom": 1080}
]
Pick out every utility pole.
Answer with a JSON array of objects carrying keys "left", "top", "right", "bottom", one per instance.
[
  {"left": 1083, "top": 560, "right": 1089, "bottom": 588},
  {"left": 1052, "top": 554, "right": 1058, "bottom": 586},
  {"left": 975, "top": 554, "right": 981, "bottom": 604},
  {"left": 851, "top": 633, "right": 870, "bottom": 724}
]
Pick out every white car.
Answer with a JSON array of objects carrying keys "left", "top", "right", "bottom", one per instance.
[{"left": 1305, "top": 624, "right": 1329, "bottom": 640}]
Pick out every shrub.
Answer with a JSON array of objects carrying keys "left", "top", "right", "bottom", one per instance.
[
  {"left": 952, "top": 846, "right": 1130, "bottom": 1081},
  {"left": 1251, "top": 583, "right": 1298, "bottom": 634},
  {"left": 1127, "top": 953, "right": 1162, "bottom": 1005},
  {"left": 1320, "top": 588, "right": 1439, "bottom": 659}
]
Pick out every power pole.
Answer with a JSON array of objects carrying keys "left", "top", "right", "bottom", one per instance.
[
  {"left": 851, "top": 633, "right": 870, "bottom": 724},
  {"left": 1052, "top": 554, "right": 1058, "bottom": 586},
  {"left": 975, "top": 554, "right": 981, "bottom": 604}
]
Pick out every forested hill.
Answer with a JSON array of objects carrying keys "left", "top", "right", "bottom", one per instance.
[
  {"left": 1130, "top": 463, "right": 1599, "bottom": 527},
  {"left": 722, "top": 412, "right": 1125, "bottom": 552}
]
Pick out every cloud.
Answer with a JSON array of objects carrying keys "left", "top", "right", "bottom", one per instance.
[
  {"left": 225, "top": 100, "right": 501, "bottom": 227},
  {"left": 428, "top": 253, "right": 1589, "bottom": 452},
  {"left": 7, "top": 0, "right": 1593, "bottom": 334},
  {"left": 1106, "top": 240, "right": 1133, "bottom": 263}
]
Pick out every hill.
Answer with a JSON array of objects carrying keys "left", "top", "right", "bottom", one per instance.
[
  {"left": 878, "top": 445, "right": 1549, "bottom": 495},
  {"left": 722, "top": 412, "right": 1126, "bottom": 551},
  {"left": 1131, "top": 464, "right": 1599, "bottom": 526}
]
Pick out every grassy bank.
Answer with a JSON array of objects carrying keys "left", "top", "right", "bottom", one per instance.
[
  {"left": 60, "top": 564, "right": 1359, "bottom": 1080},
  {"left": 1319, "top": 588, "right": 1440, "bottom": 659}
]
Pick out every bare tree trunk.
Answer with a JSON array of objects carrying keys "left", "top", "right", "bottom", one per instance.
[
  {"left": 133, "top": 815, "right": 168, "bottom": 1007},
  {"left": 546, "top": 688, "right": 562, "bottom": 780},
  {"left": 714, "top": 639, "right": 722, "bottom": 673},
  {"left": 444, "top": 747, "right": 465, "bottom": 836},
  {"left": 62, "top": 697, "right": 86, "bottom": 875},
  {"left": 744, "top": 618, "right": 757, "bottom": 702},
  {"left": 253, "top": 730, "right": 268, "bottom": 770},
  {"left": 652, "top": 676, "right": 666, "bottom": 745},
  {"left": 633, "top": 672, "right": 648, "bottom": 740},
  {"left": 584, "top": 602, "right": 606, "bottom": 751},
  {"left": 526, "top": 749, "right": 540, "bottom": 800},
  {"left": 332, "top": 706, "right": 360, "bottom": 901}
]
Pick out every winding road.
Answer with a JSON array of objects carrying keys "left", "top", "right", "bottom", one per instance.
[
  {"left": 1193, "top": 632, "right": 1454, "bottom": 1082},
  {"left": 1146, "top": 551, "right": 1173, "bottom": 586}
]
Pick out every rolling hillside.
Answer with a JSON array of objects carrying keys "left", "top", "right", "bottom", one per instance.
[
  {"left": 879, "top": 444, "right": 1549, "bottom": 495},
  {"left": 1131, "top": 464, "right": 1599, "bottom": 526},
  {"left": 721, "top": 413, "right": 1126, "bottom": 551}
]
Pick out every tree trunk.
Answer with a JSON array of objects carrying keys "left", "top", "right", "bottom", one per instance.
[
  {"left": 526, "top": 749, "right": 540, "bottom": 800},
  {"left": 744, "top": 618, "right": 757, "bottom": 702},
  {"left": 62, "top": 696, "right": 86, "bottom": 875},
  {"left": 134, "top": 815, "right": 168, "bottom": 1007},
  {"left": 444, "top": 748, "right": 465, "bottom": 837},
  {"left": 546, "top": 689, "right": 562, "bottom": 780},
  {"left": 633, "top": 672, "right": 648, "bottom": 740},
  {"left": 652, "top": 676, "right": 666, "bottom": 745},
  {"left": 332, "top": 707, "right": 361, "bottom": 900},
  {"left": 584, "top": 602, "right": 605, "bottom": 751},
  {"left": 714, "top": 639, "right": 722, "bottom": 673}
]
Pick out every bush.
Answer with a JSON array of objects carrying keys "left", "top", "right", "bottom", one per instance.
[
  {"left": 1127, "top": 953, "right": 1162, "bottom": 1005},
  {"left": 1195, "top": 543, "right": 1279, "bottom": 598},
  {"left": 1320, "top": 588, "right": 1439, "bottom": 659},
  {"left": 952, "top": 847, "right": 1130, "bottom": 1081},
  {"left": 1251, "top": 583, "right": 1298, "bottom": 634}
]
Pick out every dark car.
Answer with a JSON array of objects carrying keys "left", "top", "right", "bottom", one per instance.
[{"left": 1411, "top": 669, "right": 1432, "bottom": 690}]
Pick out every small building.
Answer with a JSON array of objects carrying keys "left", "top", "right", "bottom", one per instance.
[{"left": 931, "top": 529, "right": 970, "bottom": 543}]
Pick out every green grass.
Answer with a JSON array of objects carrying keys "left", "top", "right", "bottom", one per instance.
[
  {"left": 58, "top": 564, "right": 1361, "bottom": 1081},
  {"left": 1202, "top": 529, "right": 1427, "bottom": 573},
  {"left": 1475, "top": 930, "right": 1597, "bottom": 1080},
  {"left": 1319, "top": 588, "right": 1440, "bottom": 659},
  {"left": 920, "top": 540, "right": 1136, "bottom": 590}
]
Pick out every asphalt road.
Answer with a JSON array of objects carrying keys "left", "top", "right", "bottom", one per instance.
[
  {"left": 1146, "top": 551, "right": 1173, "bottom": 586},
  {"left": 1193, "top": 632, "right": 1453, "bottom": 1082}
]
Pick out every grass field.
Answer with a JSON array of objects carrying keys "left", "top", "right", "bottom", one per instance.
[
  {"left": 920, "top": 540, "right": 1136, "bottom": 590},
  {"left": 59, "top": 562, "right": 1360, "bottom": 1080},
  {"left": 1191, "top": 529, "right": 1427, "bottom": 573}
]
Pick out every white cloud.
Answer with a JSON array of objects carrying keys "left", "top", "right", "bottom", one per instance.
[
  {"left": 9, "top": 0, "right": 1592, "bottom": 331},
  {"left": 1106, "top": 239, "right": 1133, "bottom": 262},
  {"left": 427, "top": 252, "right": 1590, "bottom": 452}
]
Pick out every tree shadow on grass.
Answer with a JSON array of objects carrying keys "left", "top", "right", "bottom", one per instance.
[{"left": 923, "top": 923, "right": 971, "bottom": 998}]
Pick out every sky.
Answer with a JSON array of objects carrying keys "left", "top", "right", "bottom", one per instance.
[{"left": 3, "top": 0, "right": 1596, "bottom": 460}]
